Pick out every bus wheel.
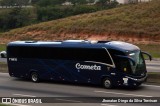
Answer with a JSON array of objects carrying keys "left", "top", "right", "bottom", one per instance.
[
  {"left": 103, "top": 78, "right": 112, "bottom": 89},
  {"left": 31, "top": 72, "right": 39, "bottom": 83},
  {"left": 1, "top": 54, "right": 4, "bottom": 58}
]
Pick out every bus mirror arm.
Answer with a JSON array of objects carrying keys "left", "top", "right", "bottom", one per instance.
[
  {"left": 141, "top": 51, "right": 152, "bottom": 61},
  {"left": 115, "top": 55, "right": 136, "bottom": 66}
]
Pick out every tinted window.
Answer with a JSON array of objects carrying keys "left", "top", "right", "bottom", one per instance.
[
  {"left": 108, "top": 49, "right": 132, "bottom": 73},
  {"left": 8, "top": 46, "right": 112, "bottom": 64}
]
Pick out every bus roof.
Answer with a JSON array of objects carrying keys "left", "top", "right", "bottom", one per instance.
[{"left": 8, "top": 40, "right": 139, "bottom": 52}]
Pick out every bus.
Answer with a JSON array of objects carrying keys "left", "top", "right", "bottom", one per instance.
[{"left": 7, "top": 40, "right": 152, "bottom": 88}]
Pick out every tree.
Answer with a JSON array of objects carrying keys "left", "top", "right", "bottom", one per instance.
[
  {"left": 96, "top": 0, "right": 118, "bottom": 8},
  {"left": 68, "top": 0, "right": 88, "bottom": 6},
  {"left": 0, "top": 0, "right": 30, "bottom": 7},
  {"left": 37, "top": 0, "right": 66, "bottom": 7},
  {"left": 0, "top": 8, "right": 31, "bottom": 31},
  {"left": 0, "top": 0, "right": 14, "bottom": 7},
  {"left": 31, "top": 0, "right": 40, "bottom": 4},
  {"left": 14, "top": 0, "right": 29, "bottom": 7},
  {"left": 86, "top": 0, "right": 95, "bottom": 3}
]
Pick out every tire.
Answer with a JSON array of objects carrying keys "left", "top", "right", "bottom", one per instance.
[
  {"left": 103, "top": 78, "right": 113, "bottom": 89},
  {"left": 1, "top": 54, "right": 4, "bottom": 58},
  {"left": 132, "top": 83, "right": 141, "bottom": 89},
  {"left": 31, "top": 72, "right": 39, "bottom": 82}
]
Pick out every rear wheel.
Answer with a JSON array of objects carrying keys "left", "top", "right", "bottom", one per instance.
[
  {"left": 31, "top": 72, "right": 39, "bottom": 82},
  {"left": 1, "top": 54, "right": 4, "bottom": 58},
  {"left": 103, "top": 78, "right": 113, "bottom": 89}
]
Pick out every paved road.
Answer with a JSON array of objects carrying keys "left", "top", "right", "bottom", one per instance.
[
  {"left": 1, "top": 58, "right": 159, "bottom": 72},
  {"left": 0, "top": 58, "right": 6, "bottom": 63},
  {"left": 0, "top": 73, "right": 160, "bottom": 106},
  {"left": 145, "top": 60, "right": 160, "bottom": 72}
]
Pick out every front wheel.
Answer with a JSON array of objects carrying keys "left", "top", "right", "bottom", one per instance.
[
  {"left": 103, "top": 78, "right": 113, "bottom": 89},
  {"left": 31, "top": 72, "right": 39, "bottom": 83}
]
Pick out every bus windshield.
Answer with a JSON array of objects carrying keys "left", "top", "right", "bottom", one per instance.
[{"left": 128, "top": 50, "right": 146, "bottom": 75}]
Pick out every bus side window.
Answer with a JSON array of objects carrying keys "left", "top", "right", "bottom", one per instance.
[
  {"left": 8, "top": 46, "right": 113, "bottom": 65},
  {"left": 50, "top": 48, "right": 113, "bottom": 65},
  {"left": 108, "top": 49, "right": 132, "bottom": 73}
]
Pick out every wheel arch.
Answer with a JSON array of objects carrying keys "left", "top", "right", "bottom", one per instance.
[
  {"left": 101, "top": 75, "right": 114, "bottom": 89},
  {"left": 101, "top": 75, "right": 111, "bottom": 83}
]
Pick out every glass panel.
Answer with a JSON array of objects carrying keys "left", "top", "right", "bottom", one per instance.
[
  {"left": 108, "top": 49, "right": 146, "bottom": 75},
  {"left": 8, "top": 46, "right": 113, "bottom": 64},
  {"left": 128, "top": 50, "right": 146, "bottom": 75}
]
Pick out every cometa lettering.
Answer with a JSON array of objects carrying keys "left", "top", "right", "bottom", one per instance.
[{"left": 75, "top": 63, "right": 101, "bottom": 70}]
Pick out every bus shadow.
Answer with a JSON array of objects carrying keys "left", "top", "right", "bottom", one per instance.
[
  {"left": 115, "top": 86, "right": 145, "bottom": 91},
  {"left": 13, "top": 78, "right": 145, "bottom": 91}
]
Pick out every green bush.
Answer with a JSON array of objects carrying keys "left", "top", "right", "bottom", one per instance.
[
  {"left": 37, "top": 6, "right": 65, "bottom": 21},
  {"left": 36, "top": 5, "right": 100, "bottom": 22},
  {"left": 0, "top": 0, "right": 118, "bottom": 32},
  {"left": 0, "top": 8, "right": 36, "bottom": 32},
  {"left": 72, "top": 5, "right": 99, "bottom": 15}
]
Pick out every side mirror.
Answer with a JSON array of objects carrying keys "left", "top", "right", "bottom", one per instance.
[
  {"left": 141, "top": 51, "right": 152, "bottom": 61},
  {"left": 115, "top": 55, "right": 136, "bottom": 66}
]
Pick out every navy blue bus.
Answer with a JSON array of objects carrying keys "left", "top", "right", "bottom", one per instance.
[{"left": 7, "top": 40, "right": 152, "bottom": 88}]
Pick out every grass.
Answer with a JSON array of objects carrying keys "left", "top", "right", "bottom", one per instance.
[
  {"left": 0, "top": 44, "right": 6, "bottom": 51},
  {"left": 0, "top": 104, "right": 11, "bottom": 106},
  {"left": 0, "top": 0, "right": 160, "bottom": 43},
  {"left": 0, "top": 8, "right": 12, "bottom": 14},
  {"left": 137, "top": 44, "right": 160, "bottom": 58}
]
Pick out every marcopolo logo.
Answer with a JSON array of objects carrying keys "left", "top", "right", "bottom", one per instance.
[{"left": 75, "top": 63, "right": 101, "bottom": 70}]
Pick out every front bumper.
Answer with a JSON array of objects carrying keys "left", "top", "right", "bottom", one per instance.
[
  {"left": 122, "top": 74, "right": 147, "bottom": 86},
  {"left": 125, "top": 74, "right": 147, "bottom": 82}
]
